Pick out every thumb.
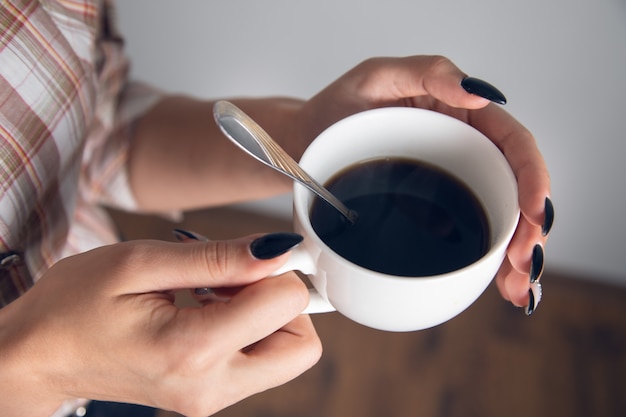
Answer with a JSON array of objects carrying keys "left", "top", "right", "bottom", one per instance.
[
  {"left": 360, "top": 56, "right": 506, "bottom": 109},
  {"left": 422, "top": 58, "right": 507, "bottom": 108},
  {"left": 107, "top": 233, "right": 303, "bottom": 294}
]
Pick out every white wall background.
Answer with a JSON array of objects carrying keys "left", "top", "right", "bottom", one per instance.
[{"left": 116, "top": 0, "right": 626, "bottom": 286}]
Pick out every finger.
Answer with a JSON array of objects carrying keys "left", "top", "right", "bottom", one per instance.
[
  {"left": 171, "top": 229, "right": 216, "bottom": 303},
  {"left": 354, "top": 55, "right": 494, "bottom": 109},
  {"left": 230, "top": 314, "right": 322, "bottom": 391},
  {"left": 184, "top": 315, "right": 320, "bottom": 415},
  {"left": 201, "top": 272, "right": 311, "bottom": 353},
  {"left": 494, "top": 256, "right": 513, "bottom": 302},
  {"left": 495, "top": 256, "right": 530, "bottom": 307},
  {"left": 467, "top": 104, "right": 551, "bottom": 229},
  {"left": 171, "top": 229, "right": 222, "bottom": 303},
  {"left": 107, "top": 233, "right": 302, "bottom": 294},
  {"left": 171, "top": 231, "right": 304, "bottom": 305},
  {"left": 506, "top": 215, "right": 547, "bottom": 274}
]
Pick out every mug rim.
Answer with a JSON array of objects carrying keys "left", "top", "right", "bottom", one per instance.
[{"left": 294, "top": 107, "right": 520, "bottom": 284}]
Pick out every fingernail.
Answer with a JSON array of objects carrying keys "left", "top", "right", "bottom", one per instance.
[
  {"left": 530, "top": 244, "right": 544, "bottom": 283},
  {"left": 525, "top": 282, "right": 542, "bottom": 316},
  {"left": 194, "top": 287, "right": 213, "bottom": 295},
  {"left": 461, "top": 77, "right": 507, "bottom": 105},
  {"left": 542, "top": 197, "right": 555, "bottom": 236},
  {"left": 250, "top": 233, "right": 303, "bottom": 260},
  {"left": 172, "top": 229, "right": 208, "bottom": 242}
]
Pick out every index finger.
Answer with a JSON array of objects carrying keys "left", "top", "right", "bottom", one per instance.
[
  {"left": 104, "top": 236, "right": 295, "bottom": 294},
  {"left": 468, "top": 104, "right": 551, "bottom": 226}
]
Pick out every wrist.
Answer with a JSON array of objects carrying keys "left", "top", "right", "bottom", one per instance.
[{"left": 0, "top": 296, "right": 68, "bottom": 416}]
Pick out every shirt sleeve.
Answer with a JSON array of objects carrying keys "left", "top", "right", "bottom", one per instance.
[
  {"left": 77, "top": 2, "right": 181, "bottom": 220},
  {"left": 79, "top": 79, "right": 164, "bottom": 212}
]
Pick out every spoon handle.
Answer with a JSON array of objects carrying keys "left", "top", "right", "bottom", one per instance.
[{"left": 214, "top": 101, "right": 357, "bottom": 223}]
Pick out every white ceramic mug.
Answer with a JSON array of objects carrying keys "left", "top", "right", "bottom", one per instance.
[{"left": 274, "top": 107, "right": 519, "bottom": 332}]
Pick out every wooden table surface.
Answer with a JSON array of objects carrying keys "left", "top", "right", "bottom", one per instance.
[{"left": 108, "top": 207, "right": 626, "bottom": 417}]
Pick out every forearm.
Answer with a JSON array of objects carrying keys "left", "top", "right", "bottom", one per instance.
[{"left": 127, "top": 95, "right": 307, "bottom": 212}]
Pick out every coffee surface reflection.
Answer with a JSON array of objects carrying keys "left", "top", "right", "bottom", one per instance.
[{"left": 310, "top": 157, "right": 490, "bottom": 277}]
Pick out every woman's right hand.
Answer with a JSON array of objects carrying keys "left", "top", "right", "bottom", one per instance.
[{"left": 0, "top": 235, "right": 321, "bottom": 417}]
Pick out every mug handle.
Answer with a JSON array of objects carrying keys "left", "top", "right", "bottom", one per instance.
[{"left": 270, "top": 246, "right": 336, "bottom": 314}]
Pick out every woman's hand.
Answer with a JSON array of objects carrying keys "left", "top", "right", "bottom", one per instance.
[
  {"left": 0, "top": 235, "right": 321, "bottom": 417},
  {"left": 297, "top": 55, "right": 553, "bottom": 313}
]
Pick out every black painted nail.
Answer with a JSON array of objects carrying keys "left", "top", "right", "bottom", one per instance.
[
  {"left": 530, "top": 244, "right": 544, "bottom": 283},
  {"left": 172, "top": 229, "right": 207, "bottom": 242},
  {"left": 542, "top": 197, "right": 555, "bottom": 236},
  {"left": 525, "top": 282, "right": 542, "bottom": 316},
  {"left": 250, "top": 233, "right": 304, "bottom": 260},
  {"left": 194, "top": 287, "right": 212, "bottom": 295},
  {"left": 461, "top": 77, "right": 507, "bottom": 105}
]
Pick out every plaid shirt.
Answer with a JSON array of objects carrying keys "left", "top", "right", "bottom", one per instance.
[{"left": 1, "top": 0, "right": 162, "bottom": 308}]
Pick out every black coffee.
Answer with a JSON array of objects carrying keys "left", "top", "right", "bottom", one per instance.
[{"left": 310, "top": 158, "right": 490, "bottom": 276}]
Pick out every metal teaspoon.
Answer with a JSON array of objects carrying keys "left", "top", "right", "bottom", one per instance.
[{"left": 213, "top": 101, "right": 358, "bottom": 224}]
